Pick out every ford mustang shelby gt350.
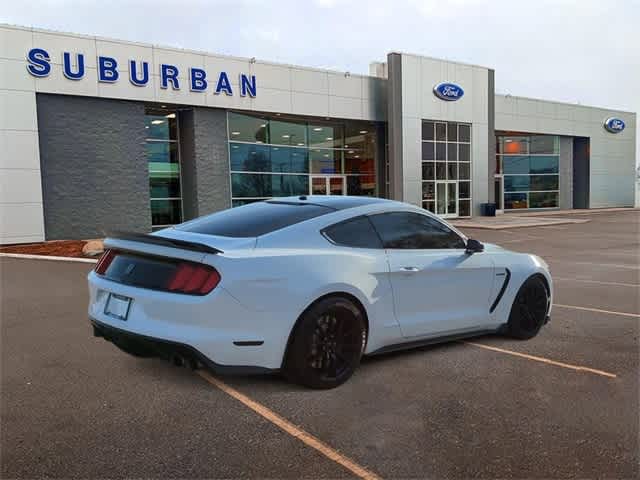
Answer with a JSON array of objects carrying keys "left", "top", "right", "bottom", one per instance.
[{"left": 88, "top": 196, "right": 552, "bottom": 388}]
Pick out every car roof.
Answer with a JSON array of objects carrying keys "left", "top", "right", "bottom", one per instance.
[{"left": 268, "top": 195, "right": 396, "bottom": 211}]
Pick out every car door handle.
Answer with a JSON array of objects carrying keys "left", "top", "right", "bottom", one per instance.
[{"left": 399, "top": 266, "right": 420, "bottom": 272}]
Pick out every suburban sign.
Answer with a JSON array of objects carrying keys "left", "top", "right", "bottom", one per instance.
[
  {"left": 25, "top": 47, "right": 257, "bottom": 97},
  {"left": 433, "top": 82, "right": 464, "bottom": 101},
  {"left": 603, "top": 117, "right": 625, "bottom": 134}
]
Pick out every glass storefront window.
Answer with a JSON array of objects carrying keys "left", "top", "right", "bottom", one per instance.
[
  {"left": 231, "top": 173, "right": 309, "bottom": 198},
  {"left": 530, "top": 135, "right": 559, "bottom": 154},
  {"left": 421, "top": 120, "right": 472, "bottom": 217},
  {"left": 228, "top": 112, "right": 269, "bottom": 143},
  {"left": 530, "top": 192, "right": 559, "bottom": 208},
  {"left": 422, "top": 181, "right": 435, "bottom": 201},
  {"left": 270, "top": 120, "right": 307, "bottom": 146},
  {"left": 503, "top": 156, "right": 529, "bottom": 175},
  {"left": 271, "top": 146, "right": 309, "bottom": 173},
  {"left": 504, "top": 175, "right": 530, "bottom": 192},
  {"left": 422, "top": 162, "right": 435, "bottom": 180},
  {"left": 145, "top": 114, "right": 177, "bottom": 140},
  {"left": 309, "top": 124, "right": 343, "bottom": 148},
  {"left": 310, "top": 149, "right": 339, "bottom": 174},
  {"left": 422, "top": 122, "right": 434, "bottom": 141},
  {"left": 230, "top": 143, "right": 309, "bottom": 174},
  {"left": 458, "top": 124, "right": 471, "bottom": 143},
  {"left": 504, "top": 193, "right": 528, "bottom": 209},
  {"left": 459, "top": 163, "right": 470, "bottom": 180},
  {"left": 347, "top": 175, "right": 376, "bottom": 196},
  {"left": 150, "top": 199, "right": 182, "bottom": 226},
  {"left": 499, "top": 136, "right": 529, "bottom": 154},
  {"left": 146, "top": 109, "right": 182, "bottom": 229},
  {"left": 228, "top": 112, "right": 377, "bottom": 203},
  {"left": 344, "top": 150, "right": 374, "bottom": 174},
  {"left": 530, "top": 156, "right": 559, "bottom": 174},
  {"left": 530, "top": 175, "right": 559, "bottom": 191},
  {"left": 497, "top": 134, "right": 560, "bottom": 210},
  {"left": 230, "top": 143, "right": 271, "bottom": 172},
  {"left": 422, "top": 141, "right": 435, "bottom": 161}
]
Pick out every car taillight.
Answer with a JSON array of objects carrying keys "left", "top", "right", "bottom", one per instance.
[
  {"left": 166, "top": 262, "right": 220, "bottom": 295},
  {"left": 94, "top": 249, "right": 117, "bottom": 275}
]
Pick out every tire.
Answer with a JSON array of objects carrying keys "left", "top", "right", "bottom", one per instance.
[
  {"left": 285, "top": 296, "right": 367, "bottom": 389},
  {"left": 506, "top": 275, "right": 549, "bottom": 340}
]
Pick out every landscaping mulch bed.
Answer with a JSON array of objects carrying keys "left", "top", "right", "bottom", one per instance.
[{"left": 0, "top": 240, "right": 96, "bottom": 258}]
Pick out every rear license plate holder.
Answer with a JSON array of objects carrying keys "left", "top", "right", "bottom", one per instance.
[{"left": 104, "top": 293, "right": 132, "bottom": 321}]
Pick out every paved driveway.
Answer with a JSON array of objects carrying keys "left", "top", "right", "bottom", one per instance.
[{"left": 1, "top": 210, "right": 638, "bottom": 478}]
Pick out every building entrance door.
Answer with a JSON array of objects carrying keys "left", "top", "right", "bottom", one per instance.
[
  {"left": 435, "top": 181, "right": 458, "bottom": 218},
  {"left": 310, "top": 175, "right": 347, "bottom": 195}
]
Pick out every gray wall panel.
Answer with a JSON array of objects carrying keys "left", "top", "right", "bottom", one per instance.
[
  {"left": 559, "top": 137, "right": 573, "bottom": 209},
  {"left": 36, "top": 93, "right": 149, "bottom": 240},
  {"left": 192, "top": 108, "right": 230, "bottom": 216},
  {"left": 487, "top": 69, "right": 496, "bottom": 203},
  {"left": 386, "top": 53, "right": 404, "bottom": 201}
]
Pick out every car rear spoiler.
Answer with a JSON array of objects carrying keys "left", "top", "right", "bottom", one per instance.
[{"left": 108, "top": 232, "right": 223, "bottom": 255}]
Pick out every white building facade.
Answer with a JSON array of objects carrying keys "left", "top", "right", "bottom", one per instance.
[{"left": 0, "top": 24, "right": 636, "bottom": 243}]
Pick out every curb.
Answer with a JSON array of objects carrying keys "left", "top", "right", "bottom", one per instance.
[
  {"left": 450, "top": 219, "right": 590, "bottom": 230},
  {"left": 0, "top": 253, "right": 98, "bottom": 263}
]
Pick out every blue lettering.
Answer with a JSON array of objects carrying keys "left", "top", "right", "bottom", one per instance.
[
  {"left": 26, "top": 48, "right": 51, "bottom": 77},
  {"left": 160, "top": 64, "right": 180, "bottom": 90},
  {"left": 129, "top": 60, "right": 149, "bottom": 86},
  {"left": 240, "top": 74, "right": 256, "bottom": 97},
  {"left": 215, "top": 71, "right": 233, "bottom": 96},
  {"left": 98, "top": 56, "right": 119, "bottom": 82},
  {"left": 62, "top": 52, "right": 85, "bottom": 80},
  {"left": 190, "top": 68, "right": 207, "bottom": 92}
]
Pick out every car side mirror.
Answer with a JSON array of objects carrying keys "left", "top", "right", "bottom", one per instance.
[{"left": 465, "top": 238, "right": 484, "bottom": 254}]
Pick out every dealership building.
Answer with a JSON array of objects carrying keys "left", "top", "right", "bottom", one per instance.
[{"left": 0, "top": 24, "right": 637, "bottom": 244}]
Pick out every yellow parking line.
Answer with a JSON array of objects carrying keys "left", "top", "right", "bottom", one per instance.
[
  {"left": 555, "top": 304, "right": 640, "bottom": 318},
  {"left": 462, "top": 341, "right": 617, "bottom": 378},
  {"left": 197, "top": 370, "right": 382, "bottom": 480}
]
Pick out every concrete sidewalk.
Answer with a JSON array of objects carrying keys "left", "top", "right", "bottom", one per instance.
[
  {"left": 450, "top": 215, "right": 589, "bottom": 230},
  {"left": 450, "top": 207, "right": 638, "bottom": 230}
]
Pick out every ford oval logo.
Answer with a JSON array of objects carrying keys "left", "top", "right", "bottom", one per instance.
[
  {"left": 604, "top": 117, "right": 625, "bottom": 134},
  {"left": 433, "top": 82, "right": 464, "bottom": 101}
]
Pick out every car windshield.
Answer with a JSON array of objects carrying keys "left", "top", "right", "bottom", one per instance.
[{"left": 176, "top": 201, "right": 333, "bottom": 237}]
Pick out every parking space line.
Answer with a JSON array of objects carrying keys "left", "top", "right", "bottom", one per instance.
[
  {"left": 551, "top": 260, "right": 640, "bottom": 270},
  {"left": 196, "top": 370, "right": 382, "bottom": 480},
  {"left": 462, "top": 341, "right": 617, "bottom": 378},
  {"left": 554, "top": 277, "right": 639, "bottom": 288},
  {"left": 554, "top": 304, "right": 640, "bottom": 318}
]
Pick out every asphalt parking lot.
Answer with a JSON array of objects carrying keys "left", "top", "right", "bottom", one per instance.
[{"left": 1, "top": 210, "right": 638, "bottom": 479}]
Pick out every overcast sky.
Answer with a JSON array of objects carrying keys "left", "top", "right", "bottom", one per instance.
[{"left": 3, "top": 0, "right": 639, "bottom": 162}]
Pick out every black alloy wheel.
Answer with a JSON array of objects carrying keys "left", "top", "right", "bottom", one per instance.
[
  {"left": 285, "top": 297, "right": 366, "bottom": 389},
  {"left": 506, "top": 275, "right": 549, "bottom": 340}
]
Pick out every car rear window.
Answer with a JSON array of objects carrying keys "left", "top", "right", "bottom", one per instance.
[{"left": 176, "top": 201, "right": 333, "bottom": 237}]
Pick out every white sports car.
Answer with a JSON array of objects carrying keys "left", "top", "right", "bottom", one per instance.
[{"left": 88, "top": 196, "right": 552, "bottom": 388}]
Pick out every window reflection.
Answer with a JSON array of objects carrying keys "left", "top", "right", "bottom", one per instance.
[
  {"left": 228, "top": 112, "right": 377, "bottom": 203},
  {"left": 146, "top": 108, "right": 182, "bottom": 228},
  {"left": 497, "top": 134, "right": 560, "bottom": 210}
]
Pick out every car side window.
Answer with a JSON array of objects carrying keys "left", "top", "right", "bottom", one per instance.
[
  {"left": 322, "top": 216, "right": 383, "bottom": 249},
  {"left": 369, "top": 212, "right": 466, "bottom": 249}
]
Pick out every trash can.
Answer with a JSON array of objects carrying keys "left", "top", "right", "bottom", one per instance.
[{"left": 480, "top": 203, "right": 497, "bottom": 217}]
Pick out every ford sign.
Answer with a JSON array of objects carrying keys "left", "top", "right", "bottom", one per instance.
[
  {"left": 604, "top": 117, "right": 625, "bottom": 134},
  {"left": 433, "top": 82, "right": 464, "bottom": 101}
]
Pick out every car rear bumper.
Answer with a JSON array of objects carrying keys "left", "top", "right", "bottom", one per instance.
[{"left": 90, "top": 317, "right": 276, "bottom": 375}]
